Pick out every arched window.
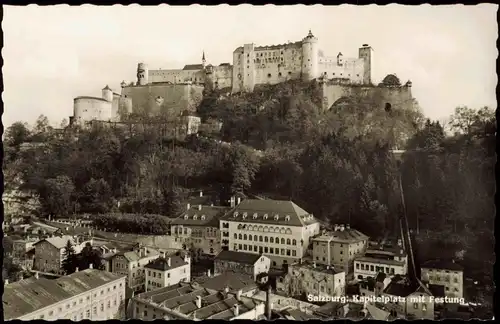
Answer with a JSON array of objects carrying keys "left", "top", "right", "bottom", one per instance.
[
  {"left": 244, "top": 234, "right": 247, "bottom": 240},
  {"left": 254, "top": 235, "right": 258, "bottom": 241},
  {"left": 238, "top": 234, "right": 242, "bottom": 240},
  {"left": 281, "top": 238, "right": 285, "bottom": 244},
  {"left": 264, "top": 237, "right": 268, "bottom": 243},
  {"left": 276, "top": 237, "right": 280, "bottom": 244},
  {"left": 234, "top": 234, "right": 237, "bottom": 239},
  {"left": 249, "top": 235, "right": 252, "bottom": 241},
  {"left": 287, "top": 239, "right": 291, "bottom": 245},
  {"left": 292, "top": 239, "right": 297, "bottom": 245},
  {"left": 270, "top": 237, "right": 274, "bottom": 243},
  {"left": 259, "top": 236, "right": 263, "bottom": 242},
  {"left": 267, "top": 73, "right": 272, "bottom": 78}
]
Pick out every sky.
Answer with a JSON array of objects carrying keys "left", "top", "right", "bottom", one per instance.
[{"left": 2, "top": 4, "right": 498, "bottom": 128}]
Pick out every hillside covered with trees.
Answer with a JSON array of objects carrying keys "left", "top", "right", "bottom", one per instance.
[{"left": 3, "top": 79, "right": 495, "bottom": 306}]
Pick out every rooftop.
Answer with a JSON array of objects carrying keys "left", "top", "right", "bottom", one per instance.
[
  {"left": 33, "top": 235, "right": 78, "bottom": 250},
  {"left": 313, "top": 228, "right": 369, "bottom": 244},
  {"left": 421, "top": 259, "right": 464, "bottom": 271},
  {"left": 354, "top": 256, "right": 405, "bottom": 267},
  {"left": 74, "top": 96, "right": 108, "bottom": 102},
  {"left": 214, "top": 250, "right": 263, "bottom": 265},
  {"left": 183, "top": 64, "right": 204, "bottom": 71},
  {"left": 134, "top": 282, "right": 260, "bottom": 320},
  {"left": 145, "top": 256, "right": 188, "bottom": 271},
  {"left": 172, "top": 205, "right": 229, "bottom": 227},
  {"left": 3, "top": 269, "right": 125, "bottom": 319},
  {"left": 281, "top": 308, "right": 320, "bottom": 320},
  {"left": 220, "top": 199, "right": 318, "bottom": 227},
  {"left": 114, "top": 248, "right": 160, "bottom": 262},
  {"left": 290, "top": 261, "right": 343, "bottom": 275},
  {"left": 194, "top": 272, "right": 257, "bottom": 293}
]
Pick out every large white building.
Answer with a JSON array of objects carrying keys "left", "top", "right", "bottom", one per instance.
[
  {"left": 3, "top": 269, "right": 126, "bottom": 321},
  {"left": 219, "top": 199, "right": 320, "bottom": 268},
  {"left": 144, "top": 254, "right": 191, "bottom": 292},
  {"left": 420, "top": 259, "right": 464, "bottom": 299},
  {"left": 354, "top": 242, "right": 408, "bottom": 281}
]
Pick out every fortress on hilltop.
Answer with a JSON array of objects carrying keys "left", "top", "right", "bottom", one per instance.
[{"left": 70, "top": 30, "right": 414, "bottom": 126}]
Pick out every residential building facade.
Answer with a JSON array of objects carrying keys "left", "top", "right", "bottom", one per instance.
[
  {"left": 33, "top": 235, "right": 90, "bottom": 274},
  {"left": 214, "top": 250, "right": 271, "bottom": 282},
  {"left": 219, "top": 199, "right": 320, "bottom": 268},
  {"left": 420, "top": 260, "right": 464, "bottom": 299},
  {"left": 4, "top": 269, "right": 126, "bottom": 321},
  {"left": 109, "top": 245, "right": 161, "bottom": 292},
  {"left": 144, "top": 253, "right": 191, "bottom": 292},
  {"left": 278, "top": 261, "right": 346, "bottom": 298},
  {"left": 354, "top": 243, "right": 408, "bottom": 281},
  {"left": 312, "top": 224, "right": 368, "bottom": 274}
]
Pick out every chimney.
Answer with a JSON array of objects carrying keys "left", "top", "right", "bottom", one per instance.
[
  {"left": 234, "top": 304, "right": 240, "bottom": 317},
  {"left": 161, "top": 251, "right": 166, "bottom": 258},
  {"left": 224, "top": 286, "right": 230, "bottom": 294},
  {"left": 265, "top": 285, "right": 272, "bottom": 320},
  {"left": 89, "top": 263, "right": 93, "bottom": 269},
  {"left": 196, "top": 295, "right": 202, "bottom": 309},
  {"left": 207, "top": 269, "right": 211, "bottom": 277},
  {"left": 452, "top": 259, "right": 455, "bottom": 264},
  {"left": 35, "top": 272, "right": 39, "bottom": 279},
  {"left": 237, "top": 197, "right": 241, "bottom": 205},
  {"left": 236, "top": 289, "right": 242, "bottom": 301},
  {"left": 346, "top": 224, "right": 350, "bottom": 230},
  {"left": 340, "top": 225, "right": 345, "bottom": 232},
  {"left": 198, "top": 205, "right": 202, "bottom": 211},
  {"left": 313, "top": 262, "right": 316, "bottom": 268},
  {"left": 400, "top": 249, "right": 404, "bottom": 255},
  {"left": 167, "top": 257, "right": 171, "bottom": 267},
  {"left": 200, "top": 191, "right": 203, "bottom": 197},
  {"left": 75, "top": 267, "right": 79, "bottom": 272},
  {"left": 187, "top": 203, "right": 191, "bottom": 210},
  {"left": 334, "top": 224, "right": 339, "bottom": 231},
  {"left": 5, "top": 279, "right": 9, "bottom": 285}
]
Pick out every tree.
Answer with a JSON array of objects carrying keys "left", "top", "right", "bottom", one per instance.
[
  {"left": 41, "top": 176, "right": 75, "bottom": 218},
  {"left": 4, "top": 122, "right": 31, "bottom": 147},
  {"left": 78, "top": 243, "right": 104, "bottom": 270},
  {"left": 62, "top": 239, "right": 78, "bottom": 274},
  {"left": 80, "top": 178, "right": 113, "bottom": 214}
]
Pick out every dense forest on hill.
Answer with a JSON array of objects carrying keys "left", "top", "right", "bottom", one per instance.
[{"left": 3, "top": 79, "right": 495, "bottom": 305}]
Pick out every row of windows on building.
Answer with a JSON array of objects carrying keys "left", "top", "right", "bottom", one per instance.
[
  {"left": 316, "top": 248, "right": 362, "bottom": 256},
  {"left": 356, "top": 263, "right": 397, "bottom": 274},
  {"left": 234, "top": 223, "right": 294, "bottom": 234},
  {"left": 234, "top": 233, "right": 298, "bottom": 246},
  {"left": 235, "top": 243, "right": 297, "bottom": 257},
  {"left": 315, "top": 256, "right": 344, "bottom": 263},
  {"left": 428, "top": 275, "right": 459, "bottom": 283},
  {"left": 39, "top": 287, "right": 124, "bottom": 319}
]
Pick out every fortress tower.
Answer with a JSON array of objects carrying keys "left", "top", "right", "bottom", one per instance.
[
  {"left": 301, "top": 30, "right": 319, "bottom": 81},
  {"left": 102, "top": 85, "right": 113, "bottom": 102},
  {"left": 137, "top": 62, "right": 149, "bottom": 86},
  {"left": 358, "top": 44, "right": 374, "bottom": 85}
]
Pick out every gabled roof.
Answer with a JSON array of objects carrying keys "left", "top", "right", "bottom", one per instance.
[
  {"left": 314, "top": 228, "right": 369, "bottom": 244},
  {"left": 214, "top": 250, "right": 262, "bottom": 265},
  {"left": 183, "top": 64, "right": 204, "bottom": 70},
  {"left": 33, "top": 235, "right": 76, "bottom": 250},
  {"left": 172, "top": 205, "right": 229, "bottom": 227},
  {"left": 220, "top": 199, "right": 318, "bottom": 227},
  {"left": 194, "top": 272, "right": 257, "bottom": 293},
  {"left": 144, "top": 256, "right": 188, "bottom": 271}
]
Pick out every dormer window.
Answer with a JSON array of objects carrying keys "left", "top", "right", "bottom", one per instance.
[
  {"left": 193, "top": 215, "right": 197, "bottom": 220},
  {"left": 285, "top": 215, "right": 291, "bottom": 221},
  {"left": 201, "top": 215, "right": 205, "bottom": 220},
  {"left": 274, "top": 215, "right": 279, "bottom": 220},
  {"left": 184, "top": 215, "right": 188, "bottom": 220},
  {"left": 263, "top": 214, "right": 268, "bottom": 220},
  {"left": 233, "top": 212, "right": 239, "bottom": 218},
  {"left": 253, "top": 213, "right": 258, "bottom": 219},
  {"left": 243, "top": 212, "right": 248, "bottom": 218}
]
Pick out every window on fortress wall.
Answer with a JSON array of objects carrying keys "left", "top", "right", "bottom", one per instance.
[
  {"left": 288, "top": 72, "right": 292, "bottom": 75},
  {"left": 278, "top": 72, "right": 282, "bottom": 77},
  {"left": 268, "top": 73, "right": 272, "bottom": 78}
]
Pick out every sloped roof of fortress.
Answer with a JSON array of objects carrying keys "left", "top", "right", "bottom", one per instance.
[{"left": 183, "top": 64, "right": 204, "bottom": 70}]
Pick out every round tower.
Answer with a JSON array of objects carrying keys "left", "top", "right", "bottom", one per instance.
[
  {"left": 137, "top": 63, "right": 148, "bottom": 86},
  {"left": 301, "top": 30, "right": 319, "bottom": 81},
  {"left": 102, "top": 85, "right": 113, "bottom": 102}
]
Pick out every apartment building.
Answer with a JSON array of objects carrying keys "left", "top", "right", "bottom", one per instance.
[
  {"left": 129, "top": 282, "right": 265, "bottom": 320},
  {"left": 12, "top": 237, "right": 37, "bottom": 269},
  {"left": 4, "top": 269, "right": 126, "bottom": 321},
  {"left": 311, "top": 224, "right": 369, "bottom": 274},
  {"left": 420, "top": 259, "right": 464, "bottom": 299},
  {"left": 144, "top": 253, "right": 191, "bottom": 292},
  {"left": 278, "top": 261, "right": 346, "bottom": 298},
  {"left": 170, "top": 202, "right": 230, "bottom": 256},
  {"left": 214, "top": 250, "right": 270, "bottom": 282},
  {"left": 109, "top": 245, "right": 161, "bottom": 292},
  {"left": 33, "top": 235, "right": 91, "bottom": 274},
  {"left": 219, "top": 199, "right": 320, "bottom": 268},
  {"left": 354, "top": 241, "right": 408, "bottom": 280}
]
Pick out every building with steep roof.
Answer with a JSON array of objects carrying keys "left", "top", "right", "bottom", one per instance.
[
  {"left": 33, "top": 235, "right": 92, "bottom": 274},
  {"left": 128, "top": 281, "right": 265, "bottom": 320},
  {"left": 108, "top": 245, "right": 161, "bottom": 292},
  {"left": 193, "top": 271, "right": 258, "bottom": 296},
  {"left": 144, "top": 254, "right": 191, "bottom": 292},
  {"left": 3, "top": 269, "right": 126, "bottom": 320},
  {"left": 219, "top": 199, "right": 320, "bottom": 268},
  {"left": 170, "top": 200, "right": 230, "bottom": 256},
  {"left": 420, "top": 259, "right": 464, "bottom": 299},
  {"left": 214, "top": 250, "right": 270, "bottom": 282},
  {"left": 312, "top": 224, "right": 369, "bottom": 274}
]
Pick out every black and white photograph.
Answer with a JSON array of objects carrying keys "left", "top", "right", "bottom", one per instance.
[{"left": 1, "top": 4, "right": 497, "bottom": 321}]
